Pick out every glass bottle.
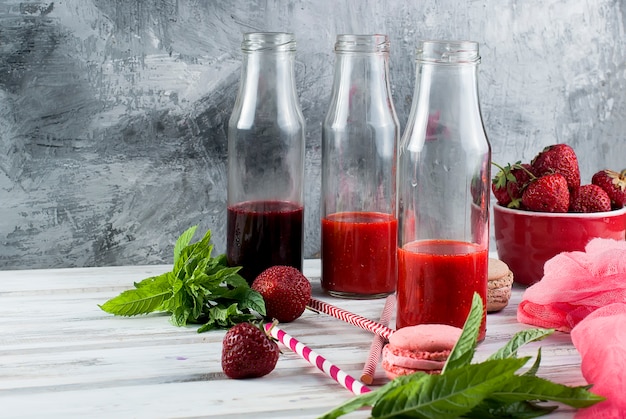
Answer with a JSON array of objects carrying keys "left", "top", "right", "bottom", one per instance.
[
  {"left": 227, "top": 32, "right": 306, "bottom": 284},
  {"left": 396, "top": 40, "right": 491, "bottom": 340},
  {"left": 321, "top": 34, "right": 399, "bottom": 299}
]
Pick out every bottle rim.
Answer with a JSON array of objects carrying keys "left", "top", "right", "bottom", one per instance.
[
  {"left": 416, "top": 40, "right": 480, "bottom": 64},
  {"left": 241, "top": 32, "right": 296, "bottom": 52},
  {"left": 334, "top": 34, "right": 390, "bottom": 53}
]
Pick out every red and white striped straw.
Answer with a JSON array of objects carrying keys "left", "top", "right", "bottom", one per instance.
[
  {"left": 265, "top": 323, "right": 371, "bottom": 395},
  {"left": 308, "top": 298, "right": 395, "bottom": 340},
  {"left": 360, "top": 294, "right": 396, "bottom": 385}
]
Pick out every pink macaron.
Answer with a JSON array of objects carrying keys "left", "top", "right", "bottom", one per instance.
[{"left": 381, "top": 324, "right": 463, "bottom": 379}]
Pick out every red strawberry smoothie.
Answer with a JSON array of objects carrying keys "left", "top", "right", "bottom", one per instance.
[
  {"left": 396, "top": 239, "right": 487, "bottom": 341},
  {"left": 227, "top": 200, "right": 303, "bottom": 283},
  {"left": 322, "top": 211, "right": 397, "bottom": 298}
]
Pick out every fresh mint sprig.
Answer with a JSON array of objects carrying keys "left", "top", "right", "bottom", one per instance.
[
  {"left": 99, "top": 226, "right": 265, "bottom": 332},
  {"left": 318, "top": 293, "right": 604, "bottom": 419}
]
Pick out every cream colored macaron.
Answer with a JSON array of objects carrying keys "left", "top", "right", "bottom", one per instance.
[{"left": 487, "top": 258, "right": 514, "bottom": 312}]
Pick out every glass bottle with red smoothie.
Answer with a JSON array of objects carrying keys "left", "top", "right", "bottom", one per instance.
[
  {"left": 321, "top": 34, "right": 399, "bottom": 299},
  {"left": 397, "top": 40, "right": 491, "bottom": 340},
  {"left": 227, "top": 33, "right": 305, "bottom": 284}
]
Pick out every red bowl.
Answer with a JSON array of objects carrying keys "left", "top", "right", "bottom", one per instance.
[{"left": 493, "top": 205, "right": 626, "bottom": 286}]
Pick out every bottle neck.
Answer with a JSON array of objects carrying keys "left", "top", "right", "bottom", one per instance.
[
  {"left": 236, "top": 33, "right": 300, "bottom": 120},
  {"left": 328, "top": 49, "right": 394, "bottom": 124}
]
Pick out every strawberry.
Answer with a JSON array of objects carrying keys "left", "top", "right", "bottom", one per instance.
[
  {"left": 251, "top": 265, "right": 312, "bottom": 323},
  {"left": 221, "top": 322, "right": 280, "bottom": 379},
  {"left": 521, "top": 173, "right": 570, "bottom": 213},
  {"left": 531, "top": 144, "right": 580, "bottom": 191},
  {"left": 570, "top": 184, "right": 612, "bottom": 213},
  {"left": 492, "top": 162, "right": 534, "bottom": 208},
  {"left": 591, "top": 169, "right": 626, "bottom": 209}
]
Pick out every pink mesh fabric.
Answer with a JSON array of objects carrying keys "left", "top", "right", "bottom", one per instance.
[
  {"left": 571, "top": 303, "right": 626, "bottom": 418},
  {"left": 517, "top": 238, "right": 626, "bottom": 332}
]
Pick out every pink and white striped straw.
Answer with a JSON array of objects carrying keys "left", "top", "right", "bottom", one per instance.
[
  {"left": 308, "top": 298, "right": 395, "bottom": 340},
  {"left": 360, "top": 294, "right": 396, "bottom": 385},
  {"left": 264, "top": 323, "right": 371, "bottom": 395}
]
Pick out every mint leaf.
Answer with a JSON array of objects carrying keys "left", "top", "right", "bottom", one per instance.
[
  {"left": 99, "top": 226, "right": 265, "bottom": 331},
  {"left": 486, "top": 375, "right": 605, "bottom": 408},
  {"left": 99, "top": 273, "right": 173, "bottom": 316},
  {"left": 372, "top": 358, "right": 529, "bottom": 419},
  {"left": 488, "top": 329, "right": 553, "bottom": 361},
  {"left": 523, "top": 347, "right": 542, "bottom": 377},
  {"left": 318, "top": 374, "right": 427, "bottom": 419},
  {"left": 464, "top": 399, "right": 558, "bottom": 419},
  {"left": 173, "top": 225, "right": 198, "bottom": 266},
  {"left": 443, "top": 292, "right": 483, "bottom": 373}
]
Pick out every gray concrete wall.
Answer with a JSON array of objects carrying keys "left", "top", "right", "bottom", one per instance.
[{"left": 1, "top": 0, "right": 625, "bottom": 270}]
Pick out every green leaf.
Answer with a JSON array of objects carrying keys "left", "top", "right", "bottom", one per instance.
[
  {"left": 318, "top": 374, "right": 427, "bottom": 419},
  {"left": 100, "top": 227, "right": 263, "bottom": 331},
  {"left": 486, "top": 375, "right": 605, "bottom": 408},
  {"left": 99, "top": 280, "right": 172, "bottom": 316},
  {"left": 173, "top": 225, "right": 198, "bottom": 265},
  {"left": 488, "top": 328, "right": 554, "bottom": 361},
  {"left": 133, "top": 272, "right": 171, "bottom": 289},
  {"left": 464, "top": 399, "right": 558, "bottom": 419},
  {"left": 443, "top": 292, "right": 483, "bottom": 373},
  {"left": 523, "top": 347, "right": 542, "bottom": 377},
  {"left": 196, "top": 303, "right": 258, "bottom": 332},
  {"left": 372, "top": 357, "right": 529, "bottom": 419}
]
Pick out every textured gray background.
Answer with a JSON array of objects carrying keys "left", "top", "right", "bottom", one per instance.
[{"left": 1, "top": 0, "right": 625, "bottom": 270}]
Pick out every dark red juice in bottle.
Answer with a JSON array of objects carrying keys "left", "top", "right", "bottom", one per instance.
[{"left": 227, "top": 200, "right": 303, "bottom": 283}]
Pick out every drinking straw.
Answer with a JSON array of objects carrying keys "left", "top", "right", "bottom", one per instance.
[
  {"left": 360, "top": 294, "right": 396, "bottom": 385},
  {"left": 265, "top": 323, "right": 371, "bottom": 395},
  {"left": 308, "top": 298, "right": 395, "bottom": 340}
]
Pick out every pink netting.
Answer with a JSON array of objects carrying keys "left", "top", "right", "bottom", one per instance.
[
  {"left": 571, "top": 303, "right": 626, "bottom": 418},
  {"left": 517, "top": 238, "right": 626, "bottom": 332}
]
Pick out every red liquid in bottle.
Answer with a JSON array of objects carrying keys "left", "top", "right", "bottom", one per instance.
[
  {"left": 321, "top": 211, "right": 397, "bottom": 298},
  {"left": 227, "top": 200, "right": 303, "bottom": 283},
  {"left": 396, "top": 239, "right": 487, "bottom": 340}
]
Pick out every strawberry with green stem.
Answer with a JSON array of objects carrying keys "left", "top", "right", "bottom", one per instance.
[
  {"left": 491, "top": 161, "right": 534, "bottom": 208},
  {"left": 592, "top": 169, "right": 626, "bottom": 209}
]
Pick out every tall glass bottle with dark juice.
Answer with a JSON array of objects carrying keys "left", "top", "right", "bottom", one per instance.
[
  {"left": 397, "top": 41, "right": 491, "bottom": 340},
  {"left": 321, "top": 34, "right": 399, "bottom": 299},
  {"left": 227, "top": 33, "right": 305, "bottom": 284}
]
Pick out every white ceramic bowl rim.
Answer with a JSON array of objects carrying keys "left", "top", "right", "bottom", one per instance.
[{"left": 493, "top": 204, "right": 626, "bottom": 218}]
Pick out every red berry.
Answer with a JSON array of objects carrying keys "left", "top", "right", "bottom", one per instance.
[
  {"left": 531, "top": 144, "right": 580, "bottom": 191},
  {"left": 221, "top": 322, "right": 279, "bottom": 379},
  {"left": 491, "top": 162, "right": 533, "bottom": 208},
  {"left": 591, "top": 169, "right": 626, "bottom": 208},
  {"left": 251, "top": 265, "right": 312, "bottom": 323},
  {"left": 521, "top": 173, "right": 570, "bottom": 213},
  {"left": 570, "top": 184, "right": 612, "bottom": 213}
]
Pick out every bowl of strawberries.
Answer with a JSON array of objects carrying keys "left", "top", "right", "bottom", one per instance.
[{"left": 492, "top": 143, "right": 626, "bottom": 286}]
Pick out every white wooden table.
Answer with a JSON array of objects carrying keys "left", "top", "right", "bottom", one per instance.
[{"left": 1, "top": 260, "right": 585, "bottom": 418}]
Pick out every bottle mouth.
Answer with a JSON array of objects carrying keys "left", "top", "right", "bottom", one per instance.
[
  {"left": 334, "top": 34, "right": 390, "bottom": 53},
  {"left": 416, "top": 40, "right": 480, "bottom": 64},
  {"left": 242, "top": 32, "right": 296, "bottom": 52}
]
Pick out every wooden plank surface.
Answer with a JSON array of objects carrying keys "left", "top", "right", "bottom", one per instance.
[{"left": 0, "top": 260, "right": 585, "bottom": 418}]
